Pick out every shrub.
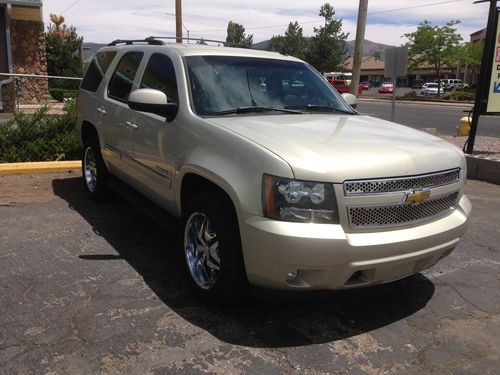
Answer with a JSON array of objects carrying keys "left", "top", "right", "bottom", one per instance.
[
  {"left": 402, "top": 91, "right": 418, "bottom": 99},
  {"left": 49, "top": 88, "right": 78, "bottom": 102},
  {"left": 0, "top": 100, "right": 80, "bottom": 162},
  {"left": 442, "top": 91, "right": 476, "bottom": 101}
]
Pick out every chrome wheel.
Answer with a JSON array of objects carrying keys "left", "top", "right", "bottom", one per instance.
[
  {"left": 84, "top": 146, "right": 98, "bottom": 192},
  {"left": 184, "top": 212, "right": 221, "bottom": 289}
]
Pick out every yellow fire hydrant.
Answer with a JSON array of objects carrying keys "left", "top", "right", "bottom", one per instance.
[{"left": 457, "top": 116, "right": 471, "bottom": 136}]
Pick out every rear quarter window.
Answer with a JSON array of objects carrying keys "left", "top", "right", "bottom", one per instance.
[
  {"left": 107, "top": 51, "right": 144, "bottom": 102},
  {"left": 80, "top": 51, "right": 117, "bottom": 92}
]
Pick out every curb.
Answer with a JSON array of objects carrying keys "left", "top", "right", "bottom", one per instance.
[
  {"left": 466, "top": 155, "right": 500, "bottom": 185},
  {"left": 0, "top": 158, "right": 498, "bottom": 185},
  {"left": 0, "top": 161, "right": 81, "bottom": 176},
  {"left": 358, "top": 98, "right": 474, "bottom": 108}
]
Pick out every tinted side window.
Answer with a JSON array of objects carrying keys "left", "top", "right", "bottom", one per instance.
[
  {"left": 108, "top": 51, "right": 144, "bottom": 102},
  {"left": 80, "top": 51, "right": 117, "bottom": 92},
  {"left": 140, "top": 53, "right": 178, "bottom": 103}
]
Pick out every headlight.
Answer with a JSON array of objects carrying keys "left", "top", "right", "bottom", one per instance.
[{"left": 262, "top": 174, "right": 339, "bottom": 223}]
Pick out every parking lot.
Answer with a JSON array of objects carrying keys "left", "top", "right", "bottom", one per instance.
[{"left": 1, "top": 172, "right": 499, "bottom": 374}]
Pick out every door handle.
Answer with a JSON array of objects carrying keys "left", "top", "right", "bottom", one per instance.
[
  {"left": 97, "top": 107, "right": 107, "bottom": 115},
  {"left": 125, "top": 120, "right": 138, "bottom": 129}
]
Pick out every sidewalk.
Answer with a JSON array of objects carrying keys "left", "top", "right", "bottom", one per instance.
[{"left": 358, "top": 97, "right": 474, "bottom": 108}]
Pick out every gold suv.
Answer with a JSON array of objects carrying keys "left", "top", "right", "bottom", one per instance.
[{"left": 76, "top": 38, "right": 471, "bottom": 304}]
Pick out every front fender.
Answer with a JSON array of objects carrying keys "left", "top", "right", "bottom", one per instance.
[{"left": 176, "top": 144, "right": 293, "bottom": 217}]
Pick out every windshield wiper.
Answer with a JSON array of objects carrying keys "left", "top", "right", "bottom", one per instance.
[
  {"left": 285, "top": 104, "right": 355, "bottom": 115},
  {"left": 205, "top": 106, "right": 302, "bottom": 116}
]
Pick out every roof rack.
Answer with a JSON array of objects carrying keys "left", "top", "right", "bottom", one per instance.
[
  {"left": 107, "top": 37, "right": 164, "bottom": 46},
  {"left": 107, "top": 36, "right": 255, "bottom": 49}
]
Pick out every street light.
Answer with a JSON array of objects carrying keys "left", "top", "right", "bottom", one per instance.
[{"left": 165, "top": 12, "right": 190, "bottom": 43}]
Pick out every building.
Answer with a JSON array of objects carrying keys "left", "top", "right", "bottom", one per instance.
[
  {"left": 345, "top": 55, "right": 458, "bottom": 87},
  {"left": 0, "top": 0, "right": 48, "bottom": 112},
  {"left": 470, "top": 28, "right": 486, "bottom": 44}
]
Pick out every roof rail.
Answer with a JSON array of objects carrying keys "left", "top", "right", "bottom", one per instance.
[
  {"left": 148, "top": 36, "right": 253, "bottom": 49},
  {"left": 107, "top": 37, "right": 165, "bottom": 46}
]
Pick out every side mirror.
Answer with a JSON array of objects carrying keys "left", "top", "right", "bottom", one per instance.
[
  {"left": 128, "top": 89, "right": 178, "bottom": 121},
  {"left": 341, "top": 93, "right": 357, "bottom": 109}
]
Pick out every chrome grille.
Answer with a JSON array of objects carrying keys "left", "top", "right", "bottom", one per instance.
[
  {"left": 348, "top": 192, "right": 459, "bottom": 228},
  {"left": 344, "top": 169, "right": 460, "bottom": 195}
]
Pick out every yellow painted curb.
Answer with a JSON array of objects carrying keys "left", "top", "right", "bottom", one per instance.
[{"left": 0, "top": 161, "right": 81, "bottom": 176}]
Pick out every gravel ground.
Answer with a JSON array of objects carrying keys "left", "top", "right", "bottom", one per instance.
[{"left": 440, "top": 135, "right": 500, "bottom": 160}]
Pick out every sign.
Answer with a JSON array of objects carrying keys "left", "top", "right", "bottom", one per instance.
[
  {"left": 486, "top": 12, "right": 500, "bottom": 113},
  {"left": 384, "top": 46, "right": 408, "bottom": 78}
]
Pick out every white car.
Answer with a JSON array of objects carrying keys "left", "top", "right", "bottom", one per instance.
[
  {"left": 423, "top": 83, "right": 442, "bottom": 96},
  {"left": 76, "top": 38, "right": 470, "bottom": 304}
]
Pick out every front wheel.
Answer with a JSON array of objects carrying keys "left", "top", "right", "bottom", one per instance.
[{"left": 181, "top": 192, "right": 247, "bottom": 305}]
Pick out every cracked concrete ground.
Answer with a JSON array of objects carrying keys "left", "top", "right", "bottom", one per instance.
[{"left": 0, "top": 173, "right": 499, "bottom": 374}]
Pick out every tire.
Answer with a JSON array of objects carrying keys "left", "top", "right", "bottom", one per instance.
[
  {"left": 181, "top": 192, "right": 248, "bottom": 305},
  {"left": 82, "top": 136, "right": 111, "bottom": 201}
]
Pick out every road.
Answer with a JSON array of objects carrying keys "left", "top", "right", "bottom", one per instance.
[
  {"left": 1, "top": 172, "right": 499, "bottom": 374},
  {"left": 357, "top": 100, "right": 500, "bottom": 137}
]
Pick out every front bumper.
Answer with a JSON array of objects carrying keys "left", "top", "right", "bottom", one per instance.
[{"left": 239, "top": 195, "right": 471, "bottom": 291}]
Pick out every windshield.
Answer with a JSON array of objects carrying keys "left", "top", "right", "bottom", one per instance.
[{"left": 185, "top": 56, "right": 355, "bottom": 116}]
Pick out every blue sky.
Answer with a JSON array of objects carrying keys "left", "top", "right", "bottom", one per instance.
[{"left": 43, "top": 0, "right": 490, "bottom": 46}]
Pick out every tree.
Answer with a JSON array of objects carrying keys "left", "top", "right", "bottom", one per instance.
[
  {"left": 405, "top": 20, "right": 463, "bottom": 94},
  {"left": 305, "top": 3, "right": 349, "bottom": 73},
  {"left": 46, "top": 14, "right": 83, "bottom": 89},
  {"left": 268, "top": 21, "right": 307, "bottom": 60},
  {"left": 372, "top": 50, "right": 382, "bottom": 61},
  {"left": 225, "top": 21, "right": 253, "bottom": 48},
  {"left": 458, "top": 41, "right": 484, "bottom": 80}
]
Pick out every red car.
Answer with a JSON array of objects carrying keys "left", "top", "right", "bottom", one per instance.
[
  {"left": 328, "top": 79, "right": 362, "bottom": 95},
  {"left": 360, "top": 81, "right": 372, "bottom": 90},
  {"left": 378, "top": 82, "right": 394, "bottom": 94}
]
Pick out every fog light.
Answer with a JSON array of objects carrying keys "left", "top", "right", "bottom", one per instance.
[{"left": 286, "top": 271, "right": 298, "bottom": 282}]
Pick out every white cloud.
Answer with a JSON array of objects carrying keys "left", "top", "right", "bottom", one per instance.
[{"left": 42, "top": 0, "right": 489, "bottom": 45}]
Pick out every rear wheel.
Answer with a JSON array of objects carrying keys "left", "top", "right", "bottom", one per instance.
[
  {"left": 82, "top": 136, "right": 111, "bottom": 201},
  {"left": 181, "top": 192, "right": 247, "bottom": 305}
]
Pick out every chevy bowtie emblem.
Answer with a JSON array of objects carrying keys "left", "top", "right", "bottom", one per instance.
[{"left": 405, "top": 189, "right": 431, "bottom": 204}]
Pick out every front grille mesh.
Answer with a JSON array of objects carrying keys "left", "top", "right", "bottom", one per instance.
[
  {"left": 349, "top": 192, "right": 459, "bottom": 228},
  {"left": 344, "top": 169, "right": 460, "bottom": 195}
]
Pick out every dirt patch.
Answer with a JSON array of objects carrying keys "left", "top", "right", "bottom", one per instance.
[{"left": 0, "top": 171, "right": 81, "bottom": 204}]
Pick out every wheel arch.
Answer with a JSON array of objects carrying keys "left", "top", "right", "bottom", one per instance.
[
  {"left": 178, "top": 169, "right": 241, "bottom": 219},
  {"left": 81, "top": 121, "right": 99, "bottom": 144}
]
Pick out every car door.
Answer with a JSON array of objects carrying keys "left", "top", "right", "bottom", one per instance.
[
  {"left": 128, "top": 52, "right": 180, "bottom": 212},
  {"left": 100, "top": 51, "right": 144, "bottom": 172}
]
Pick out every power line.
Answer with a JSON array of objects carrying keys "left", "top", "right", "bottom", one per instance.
[
  {"left": 191, "top": 19, "right": 322, "bottom": 33},
  {"left": 60, "top": 0, "right": 82, "bottom": 15},
  {"left": 368, "top": 0, "right": 466, "bottom": 15},
  {"left": 192, "top": 0, "right": 469, "bottom": 34}
]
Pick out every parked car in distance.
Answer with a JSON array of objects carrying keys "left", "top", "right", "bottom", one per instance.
[
  {"left": 433, "top": 79, "right": 469, "bottom": 91},
  {"left": 423, "top": 83, "right": 442, "bottom": 96},
  {"left": 76, "top": 38, "right": 470, "bottom": 305},
  {"left": 378, "top": 82, "right": 394, "bottom": 94},
  {"left": 329, "top": 79, "right": 362, "bottom": 94},
  {"left": 359, "top": 81, "right": 372, "bottom": 90},
  {"left": 412, "top": 79, "right": 424, "bottom": 89}
]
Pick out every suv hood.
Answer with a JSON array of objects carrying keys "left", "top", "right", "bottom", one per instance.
[{"left": 206, "top": 114, "right": 464, "bottom": 182}]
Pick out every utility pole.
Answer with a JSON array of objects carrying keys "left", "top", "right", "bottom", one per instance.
[
  {"left": 351, "top": 0, "right": 368, "bottom": 96},
  {"left": 175, "top": 0, "right": 182, "bottom": 43}
]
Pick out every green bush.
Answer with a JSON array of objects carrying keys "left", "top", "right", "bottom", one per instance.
[
  {"left": 443, "top": 91, "right": 476, "bottom": 101},
  {"left": 49, "top": 88, "right": 78, "bottom": 102},
  {"left": 0, "top": 99, "right": 81, "bottom": 163}
]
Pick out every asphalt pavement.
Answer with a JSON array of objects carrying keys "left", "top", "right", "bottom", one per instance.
[
  {"left": 357, "top": 100, "right": 500, "bottom": 137},
  {"left": 0, "top": 173, "right": 499, "bottom": 374}
]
